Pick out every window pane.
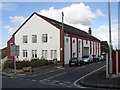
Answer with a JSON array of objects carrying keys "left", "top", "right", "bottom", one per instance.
[
  {"left": 78, "top": 41, "right": 81, "bottom": 53},
  {"left": 51, "top": 50, "right": 53, "bottom": 59},
  {"left": 45, "top": 50, "right": 47, "bottom": 59},
  {"left": 26, "top": 50, "right": 27, "bottom": 57},
  {"left": 54, "top": 50, "right": 57, "bottom": 59},
  {"left": 35, "top": 50, "right": 37, "bottom": 58},
  {"left": 42, "top": 34, "right": 47, "bottom": 42},
  {"left": 73, "top": 40, "right": 75, "bottom": 43},
  {"left": 23, "top": 35, "right": 27, "bottom": 43},
  {"left": 42, "top": 50, "right": 44, "bottom": 58},
  {"left": 23, "top": 50, "right": 25, "bottom": 57},
  {"left": 32, "top": 50, "right": 34, "bottom": 58},
  {"left": 32, "top": 35, "right": 37, "bottom": 43}
]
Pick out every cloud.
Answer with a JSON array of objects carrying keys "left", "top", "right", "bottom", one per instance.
[
  {"left": 0, "top": 20, "right": 2, "bottom": 25},
  {"left": 93, "top": 24, "right": 119, "bottom": 49},
  {"left": 9, "top": 16, "right": 26, "bottom": 24},
  {"left": 0, "top": 2, "right": 17, "bottom": 11},
  {"left": 0, "top": 2, "right": 2, "bottom": 10},
  {"left": 96, "top": 9, "right": 105, "bottom": 17},
  {"left": 4, "top": 25, "right": 16, "bottom": 35},
  {"left": 39, "top": 3, "right": 104, "bottom": 26}
]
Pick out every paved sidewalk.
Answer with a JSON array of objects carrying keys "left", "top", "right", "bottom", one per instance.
[{"left": 79, "top": 67, "right": 120, "bottom": 89}]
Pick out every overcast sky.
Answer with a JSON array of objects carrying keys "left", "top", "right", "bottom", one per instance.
[{"left": 0, "top": 1, "right": 119, "bottom": 49}]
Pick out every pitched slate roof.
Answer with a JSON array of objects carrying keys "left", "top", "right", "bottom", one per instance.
[
  {"left": 13, "top": 12, "right": 100, "bottom": 41},
  {"left": 35, "top": 13, "right": 100, "bottom": 41}
]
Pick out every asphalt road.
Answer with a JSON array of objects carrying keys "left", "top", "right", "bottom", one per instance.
[{"left": 2, "top": 61, "right": 105, "bottom": 89}]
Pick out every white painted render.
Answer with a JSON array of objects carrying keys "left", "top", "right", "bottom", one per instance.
[
  {"left": 99, "top": 43, "right": 101, "bottom": 55},
  {"left": 94, "top": 42, "right": 96, "bottom": 55},
  {"left": 15, "top": 14, "right": 60, "bottom": 61},
  {"left": 72, "top": 37, "right": 77, "bottom": 57},
  {"left": 96, "top": 42, "right": 98, "bottom": 55},
  {"left": 83, "top": 40, "right": 90, "bottom": 48},
  {"left": 83, "top": 40, "right": 90, "bottom": 56},
  {"left": 64, "top": 36, "right": 70, "bottom": 64},
  {"left": 78, "top": 39, "right": 82, "bottom": 57},
  {"left": 91, "top": 41, "right": 94, "bottom": 55}
]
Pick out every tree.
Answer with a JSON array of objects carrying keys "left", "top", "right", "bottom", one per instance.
[
  {"left": 1, "top": 47, "right": 7, "bottom": 59},
  {"left": 101, "top": 41, "right": 109, "bottom": 53}
]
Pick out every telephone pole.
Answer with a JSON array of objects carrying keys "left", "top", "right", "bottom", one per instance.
[
  {"left": 62, "top": 12, "right": 64, "bottom": 67},
  {"left": 108, "top": 0, "right": 112, "bottom": 79}
]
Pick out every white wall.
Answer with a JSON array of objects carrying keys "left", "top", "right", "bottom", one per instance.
[
  {"left": 78, "top": 39, "right": 82, "bottom": 57},
  {"left": 83, "top": 40, "right": 90, "bottom": 55},
  {"left": 15, "top": 14, "right": 60, "bottom": 61},
  {"left": 64, "top": 36, "right": 70, "bottom": 64},
  {"left": 91, "top": 41, "right": 93, "bottom": 55},
  {"left": 99, "top": 43, "right": 101, "bottom": 55},
  {"left": 94, "top": 42, "right": 96, "bottom": 55},
  {"left": 72, "top": 37, "right": 77, "bottom": 57},
  {"left": 96, "top": 42, "right": 98, "bottom": 55}
]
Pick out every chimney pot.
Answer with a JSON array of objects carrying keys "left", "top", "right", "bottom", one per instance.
[{"left": 88, "top": 27, "right": 92, "bottom": 35}]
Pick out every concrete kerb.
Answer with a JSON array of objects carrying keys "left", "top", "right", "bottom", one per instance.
[
  {"left": 80, "top": 80, "right": 120, "bottom": 89},
  {"left": 1, "top": 63, "right": 63, "bottom": 78},
  {"left": 74, "top": 65, "right": 105, "bottom": 88},
  {"left": 1, "top": 72, "right": 26, "bottom": 77}
]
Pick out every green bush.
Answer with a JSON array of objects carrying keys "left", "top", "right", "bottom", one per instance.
[
  {"left": 4, "top": 60, "right": 14, "bottom": 69},
  {"left": 4, "top": 58, "right": 53, "bottom": 69},
  {"left": 16, "top": 61, "right": 31, "bottom": 69},
  {"left": 30, "top": 58, "right": 41, "bottom": 67}
]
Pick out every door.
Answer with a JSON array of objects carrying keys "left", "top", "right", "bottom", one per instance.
[
  {"left": 83, "top": 47, "right": 89, "bottom": 56},
  {"left": 64, "top": 37, "right": 70, "bottom": 64}
]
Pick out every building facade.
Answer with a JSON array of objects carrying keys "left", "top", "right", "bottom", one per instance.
[{"left": 7, "top": 12, "right": 101, "bottom": 64}]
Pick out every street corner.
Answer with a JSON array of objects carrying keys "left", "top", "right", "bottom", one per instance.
[{"left": 77, "top": 67, "right": 120, "bottom": 89}]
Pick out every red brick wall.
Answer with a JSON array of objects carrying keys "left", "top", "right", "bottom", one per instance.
[
  {"left": 112, "top": 51, "right": 116, "bottom": 74},
  {"left": 7, "top": 36, "right": 15, "bottom": 63},
  {"left": 118, "top": 50, "right": 120, "bottom": 72},
  {"left": 108, "top": 50, "right": 120, "bottom": 74}
]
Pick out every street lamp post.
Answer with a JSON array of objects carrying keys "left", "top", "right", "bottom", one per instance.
[
  {"left": 108, "top": 0, "right": 112, "bottom": 79},
  {"left": 62, "top": 12, "right": 64, "bottom": 67}
]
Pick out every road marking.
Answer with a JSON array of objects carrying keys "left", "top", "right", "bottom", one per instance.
[
  {"left": 39, "top": 79, "right": 75, "bottom": 88},
  {"left": 74, "top": 65, "right": 105, "bottom": 88},
  {"left": 74, "top": 66, "right": 85, "bottom": 70},
  {"left": 32, "top": 79, "right": 37, "bottom": 82},
  {"left": 28, "top": 70, "right": 55, "bottom": 77},
  {"left": 18, "top": 78, "right": 23, "bottom": 80},
  {"left": 59, "top": 83, "right": 64, "bottom": 85},
  {"left": 26, "top": 79, "right": 30, "bottom": 80},
  {"left": 41, "top": 79, "right": 50, "bottom": 81},
  {"left": 53, "top": 80, "right": 60, "bottom": 83},
  {"left": 45, "top": 72, "right": 66, "bottom": 80}
]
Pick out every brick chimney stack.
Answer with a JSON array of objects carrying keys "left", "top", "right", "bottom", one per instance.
[{"left": 88, "top": 27, "right": 92, "bottom": 35}]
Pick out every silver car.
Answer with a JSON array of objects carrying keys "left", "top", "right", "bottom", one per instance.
[{"left": 82, "top": 55, "right": 93, "bottom": 64}]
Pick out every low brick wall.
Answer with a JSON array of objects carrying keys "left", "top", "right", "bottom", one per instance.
[{"left": 0, "top": 56, "right": 7, "bottom": 71}]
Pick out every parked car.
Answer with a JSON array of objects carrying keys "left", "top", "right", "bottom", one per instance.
[
  {"left": 99, "top": 55, "right": 105, "bottom": 61},
  {"left": 69, "top": 57, "right": 85, "bottom": 66},
  {"left": 93, "top": 55, "right": 100, "bottom": 62},
  {"left": 82, "top": 55, "right": 93, "bottom": 64}
]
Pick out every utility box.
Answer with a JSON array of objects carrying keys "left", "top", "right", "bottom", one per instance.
[{"left": 10, "top": 45, "right": 19, "bottom": 56}]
